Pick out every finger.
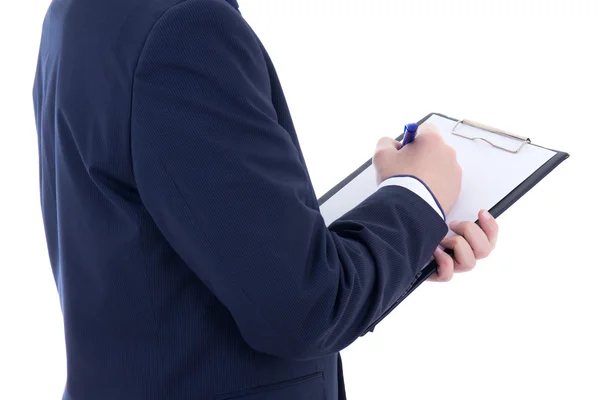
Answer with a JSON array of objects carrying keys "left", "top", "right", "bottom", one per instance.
[
  {"left": 416, "top": 123, "right": 440, "bottom": 137},
  {"left": 428, "top": 247, "right": 454, "bottom": 282},
  {"left": 440, "top": 235, "right": 477, "bottom": 273},
  {"left": 449, "top": 220, "right": 492, "bottom": 260},
  {"left": 375, "top": 136, "right": 402, "bottom": 152},
  {"left": 478, "top": 209, "right": 499, "bottom": 250}
]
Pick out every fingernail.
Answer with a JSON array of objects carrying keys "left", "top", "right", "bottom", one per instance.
[
  {"left": 481, "top": 210, "right": 492, "bottom": 220},
  {"left": 449, "top": 220, "right": 459, "bottom": 230}
]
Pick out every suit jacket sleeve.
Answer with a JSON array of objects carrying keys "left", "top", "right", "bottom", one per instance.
[{"left": 131, "top": 0, "right": 448, "bottom": 361}]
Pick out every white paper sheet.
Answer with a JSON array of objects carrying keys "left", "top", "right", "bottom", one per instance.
[{"left": 319, "top": 114, "right": 557, "bottom": 230}]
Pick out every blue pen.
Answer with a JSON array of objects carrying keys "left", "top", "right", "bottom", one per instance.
[{"left": 402, "top": 123, "right": 419, "bottom": 146}]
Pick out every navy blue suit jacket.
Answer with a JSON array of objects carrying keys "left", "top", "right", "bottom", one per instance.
[{"left": 33, "top": 0, "right": 448, "bottom": 398}]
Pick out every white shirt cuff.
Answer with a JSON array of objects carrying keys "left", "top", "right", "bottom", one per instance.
[{"left": 377, "top": 176, "right": 445, "bottom": 220}]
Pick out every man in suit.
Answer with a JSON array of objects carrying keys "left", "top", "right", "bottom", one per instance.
[{"left": 33, "top": 0, "right": 498, "bottom": 398}]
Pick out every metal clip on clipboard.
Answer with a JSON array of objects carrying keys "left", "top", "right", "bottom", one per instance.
[{"left": 451, "top": 119, "right": 531, "bottom": 154}]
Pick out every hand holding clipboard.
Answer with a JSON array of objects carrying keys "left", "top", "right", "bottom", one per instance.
[
  {"left": 397, "top": 122, "right": 498, "bottom": 283},
  {"left": 318, "top": 113, "right": 569, "bottom": 334}
]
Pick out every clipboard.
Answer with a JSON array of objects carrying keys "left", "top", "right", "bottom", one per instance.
[{"left": 317, "top": 112, "right": 569, "bottom": 334}]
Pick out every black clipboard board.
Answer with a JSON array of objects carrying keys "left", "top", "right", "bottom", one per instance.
[{"left": 317, "top": 112, "right": 569, "bottom": 334}]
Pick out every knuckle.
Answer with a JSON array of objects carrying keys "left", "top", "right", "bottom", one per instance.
[
  {"left": 373, "top": 147, "right": 388, "bottom": 161},
  {"left": 437, "top": 270, "right": 452, "bottom": 282},
  {"left": 444, "top": 237, "right": 456, "bottom": 248},
  {"left": 417, "top": 132, "right": 432, "bottom": 144},
  {"left": 375, "top": 136, "right": 392, "bottom": 149},
  {"left": 465, "top": 260, "right": 477, "bottom": 271},
  {"left": 490, "top": 219, "right": 499, "bottom": 234},
  {"left": 376, "top": 136, "right": 389, "bottom": 145},
  {"left": 452, "top": 235, "right": 464, "bottom": 247},
  {"left": 464, "top": 222, "right": 477, "bottom": 235},
  {"left": 475, "top": 243, "right": 492, "bottom": 259},
  {"left": 431, "top": 133, "right": 444, "bottom": 145},
  {"left": 421, "top": 129, "right": 442, "bottom": 144},
  {"left": 455, "top": 236, "right": 470, "bottom": 253},
  {"left": 419, "top": 123, "right": 440, "bottom": 136},
  {"left": 451, "top": 222, "right": 465, "bottom": 234}
]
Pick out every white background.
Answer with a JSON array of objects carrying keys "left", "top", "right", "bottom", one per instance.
[{"left": 1, "top": 0, "right": 599, "bottom": 399}]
